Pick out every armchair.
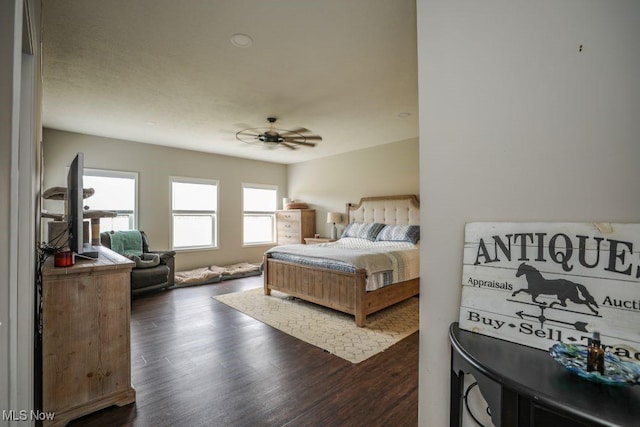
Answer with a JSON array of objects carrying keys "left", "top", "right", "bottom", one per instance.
[{"left": 100, "top": 230, "right": 176, "bottom": 296}]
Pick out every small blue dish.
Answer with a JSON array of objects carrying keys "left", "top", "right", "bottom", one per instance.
[{"left": 549, "top": 343, "right": 640, "bottom": 386}]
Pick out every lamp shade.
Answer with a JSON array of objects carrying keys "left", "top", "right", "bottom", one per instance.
[{"left": 327, "top": 212, "right": 342, "bottom": 224}]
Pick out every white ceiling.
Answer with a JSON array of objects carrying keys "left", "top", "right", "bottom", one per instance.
[{"left": 42, "top": 0, "right": 418, "bottom": 165}]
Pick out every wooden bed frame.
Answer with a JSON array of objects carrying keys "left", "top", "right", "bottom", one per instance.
[{"left": 263, "top": 195, "right": 420, "bottom": 327}]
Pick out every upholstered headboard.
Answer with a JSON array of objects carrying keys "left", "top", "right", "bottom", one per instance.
[{"left": 346, "top": 195, "right": 420, "bottom": 226}]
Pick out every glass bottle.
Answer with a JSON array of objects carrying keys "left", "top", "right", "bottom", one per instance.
[{"left": 586, "top": 331, "right": 605, "bottom": 375}]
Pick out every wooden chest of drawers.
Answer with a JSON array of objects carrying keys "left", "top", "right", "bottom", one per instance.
[
  {"left": 41, "top": 246, "right": 136, "bottom": 426},
  {"left": 276, "top": 209, "right": 316, "bottom": 244}
]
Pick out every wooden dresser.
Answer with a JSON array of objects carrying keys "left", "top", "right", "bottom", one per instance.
[
  {"left": 276, "top": 209, "right": 316, "bottom": 244},
  {"left": 41, "top": 246, "right": 136, "bottom": 426}
]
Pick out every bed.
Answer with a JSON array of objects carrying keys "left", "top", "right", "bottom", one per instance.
[{"left": 263, "top": 194, "right": 420, "bottom": 327}]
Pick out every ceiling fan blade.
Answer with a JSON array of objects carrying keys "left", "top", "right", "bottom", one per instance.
[
  {"left": 298, "top": 135, "right": 322, "bottom": 141},
  {"left": 280, "top": 141, "right": 297, "bottom": 150},
  {"left": 236, "top": 130, "right": 261, "bottom": 138},
  {"left": 286, "top": 136, "right": 321, "bottom": 143},
  {"left": 279, "top": 127, "right": 309, "bottom": 136},
  {"left": 286, "top": 140, "right": 316, "bottom": 147},
  {"left": 284, "top": 136, "right": 322, "bottom": 143},
  {"left": 236, "top": 129, "right": 265, "bottom": 145}
]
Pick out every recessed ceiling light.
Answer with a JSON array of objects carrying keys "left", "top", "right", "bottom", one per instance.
[
  {"left": 398, "top": 112, "right": 411, "bottom": 118},
  {"left": 230, "top": 33, "right": 253, "bottom": 48}
]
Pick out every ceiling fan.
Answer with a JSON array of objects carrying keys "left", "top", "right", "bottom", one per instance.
[{"left": 235, "top": 117, "right": 322, "bottom": 150}]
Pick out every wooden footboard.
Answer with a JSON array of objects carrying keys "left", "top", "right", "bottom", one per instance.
[{"left": 263, "top": 255, "right": 419, "bottom": 327}]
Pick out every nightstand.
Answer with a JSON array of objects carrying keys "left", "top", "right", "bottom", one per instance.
[{"left": 304, "top": 237, "right": 336, "bottom": 245}]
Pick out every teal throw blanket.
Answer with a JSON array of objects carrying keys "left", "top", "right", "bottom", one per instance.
[{"left": 110, "top": 230, "right": 143, "bottom": 256}]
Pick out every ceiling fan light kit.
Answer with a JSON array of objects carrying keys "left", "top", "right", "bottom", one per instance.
[{"left": 235, "top": 117, "right": 322, "bottom": 150}]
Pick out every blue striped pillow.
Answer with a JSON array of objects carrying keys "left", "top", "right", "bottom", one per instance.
[
  {"left": 375, "top": 224, "right": 420, "bottom": 244},
  {"left": 341, "top": 222, "right": 386, "bottom": 241}
]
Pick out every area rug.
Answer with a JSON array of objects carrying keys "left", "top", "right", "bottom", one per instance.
[{"left": 213, "top": 288, "right": 419, "bottom": 364}]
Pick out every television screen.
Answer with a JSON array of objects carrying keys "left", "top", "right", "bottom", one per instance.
[{"left": 67, "top": 152, "right": 98, "bottom": 259}]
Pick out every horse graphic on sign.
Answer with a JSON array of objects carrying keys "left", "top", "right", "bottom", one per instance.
[{"left": 512, "top": 262, "right": 599, "bottom": 315}]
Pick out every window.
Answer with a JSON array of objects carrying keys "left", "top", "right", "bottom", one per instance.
[
  {"left": 83, "top": 169, "right": 137, "bottom": 231},
  {"left": 171, "top": 178, "right": 218, "bottom": 249},
  {"left": 243, "top": 184, "right": 277, "bottom": 245}
]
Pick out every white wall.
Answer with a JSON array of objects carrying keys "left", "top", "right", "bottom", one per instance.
[
  {"left": 287, "top": 138, "right": 419, "bottom": 235},
  {"left": 0, "top": 0, "right": 19, "bottom": 416},
  {"left": 43, "top": 129, "right": 288, "bottom": 271},
  {"left": 1, "top": 0, "right": 42, "bottom": 423},
  {"left": 417, "top": 1, "right": 640, "bottom": 426}
]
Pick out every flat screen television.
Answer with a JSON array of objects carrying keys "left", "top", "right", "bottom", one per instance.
[{"left": 67, "top": 152, "right": 98, "bottom": 259}]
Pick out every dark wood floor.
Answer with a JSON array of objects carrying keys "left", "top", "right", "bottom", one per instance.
[{"left": 69, "top": 275, "right": 418, "bottom": 427}]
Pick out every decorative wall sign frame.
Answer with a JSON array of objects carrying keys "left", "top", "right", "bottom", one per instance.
[{"left": 459, "top": 222, "right": 640, "bottom": 362}]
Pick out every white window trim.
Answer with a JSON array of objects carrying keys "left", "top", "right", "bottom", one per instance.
[
  {"left": 242, "top": 182, "right": 278, "bottom": 247},
  {"left": 170, "top": 176, "right": 219, "bottom": 251},
  {"left": 84, "top": 167, "right": 139, "bottom": 230}
]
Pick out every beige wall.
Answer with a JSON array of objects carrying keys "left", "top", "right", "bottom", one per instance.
[
  {"left": 287, "top": 138, "right": 419, "bottom": 236},
  {"left": 43, "top": 129, "right": 288, "bottom": 271},
  {"left": 417, "top": 1, "right": 640, "bottom": 426}
]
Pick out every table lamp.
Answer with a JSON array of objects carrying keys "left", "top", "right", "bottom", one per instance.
[{"left": 327, "top": 212, "right": 342, "bottom": 240}]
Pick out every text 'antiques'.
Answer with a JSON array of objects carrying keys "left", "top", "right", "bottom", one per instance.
[{"left": 460, "top": 222, "right": 640, "bottom": 361}]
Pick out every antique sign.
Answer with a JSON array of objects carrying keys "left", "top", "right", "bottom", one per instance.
[{"left": 460, "top": 222, "right": 640, "bottom": 362}]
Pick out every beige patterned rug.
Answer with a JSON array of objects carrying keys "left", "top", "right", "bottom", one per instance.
[{"left": 213, "top": 287, "right": 419, "bottom": 364}]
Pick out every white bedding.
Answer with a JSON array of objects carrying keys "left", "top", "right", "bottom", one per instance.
[{"left": 266, "top": 237, "right": 420, "bottom": 291}]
